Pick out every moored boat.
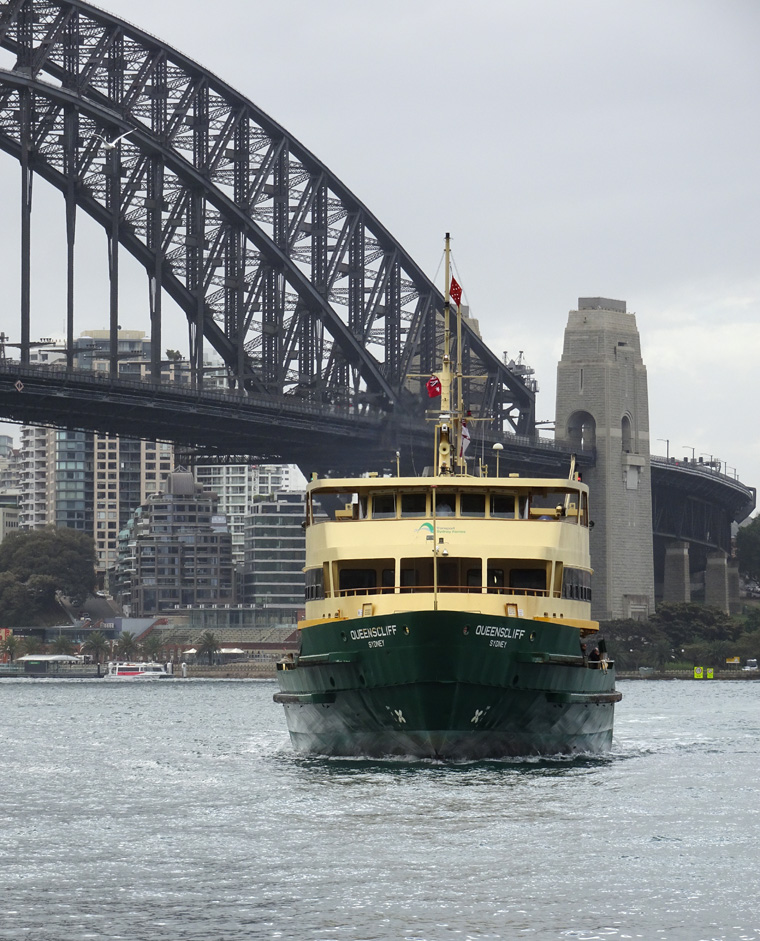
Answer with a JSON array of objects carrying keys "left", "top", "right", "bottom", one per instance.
[
  {"left": 274, "top": 235, "right": 621, "bottom": 759},
  {"left": 104, "top": 661, "right": 172, "bottom": 679}
]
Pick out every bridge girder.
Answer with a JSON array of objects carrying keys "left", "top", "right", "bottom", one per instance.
[{"left": 0, "top": 0, "right": 536, "bottom": 433}]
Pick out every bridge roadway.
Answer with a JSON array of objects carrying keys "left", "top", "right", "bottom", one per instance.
[
  {"left": 650, "top": 454, "right": 755, "bottom": 567},
  {"left": 0, "top": 362, "right": 754, "bottom": 562},
  {"left": 0, "top": 361, "right": 584, "bottom": 476}
]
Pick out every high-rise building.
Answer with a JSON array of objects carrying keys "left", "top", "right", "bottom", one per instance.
[
  {"left": 0, "top": 494, "right": 19, "bottom": 545},
  {"left": 16, "top": 328, "right": 303, "bottom": 578},
  {"left": 18, "top": 425, "right": 56, "bottom": 529},
  {"left": 0, "top": 437, "right": 22, "bottom": 495},
  {"left": 194, "top": 462, "right": 306, "bottom": 569},
  {"left": 243, "top": 491, "right": 307, "bottom": 611},
  {"left": 115, "top": 468, "right": 234, "bottom": 616},
  {"left": 92, "top": 436, "right": 175, "bottom": 569},
  {"left": 17, "top": 330, "right": 175, "bottom": 571}
]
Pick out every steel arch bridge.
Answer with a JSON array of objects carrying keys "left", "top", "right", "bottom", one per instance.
[{"left": 0, "top": 0, "right": 535, "bottom": 435}]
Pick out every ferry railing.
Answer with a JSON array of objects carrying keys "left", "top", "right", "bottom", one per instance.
[{"left": 329, "top": 586, "right": 560, "bottom": 599}]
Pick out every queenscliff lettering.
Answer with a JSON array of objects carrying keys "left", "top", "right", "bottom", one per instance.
[
  {"left": 350, "top": 625, "right": 397, "bottom": 641},
  {"left": 475, "top": 624, "right": 525, "bottom": 640}
]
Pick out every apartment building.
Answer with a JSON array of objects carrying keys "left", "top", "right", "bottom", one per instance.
[
  {"left": 243, "top": 491, "right": 306, "bottom": 610},
  {"left": 194, "top": 462, "right": 305, "bottom": 569},
  {"left": 115, "top": 468, "right": 234, "bottom": 616}
]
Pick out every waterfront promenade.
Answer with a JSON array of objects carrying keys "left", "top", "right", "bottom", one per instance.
[{"left": 0, "top": 660, "right": 279, "bottom": 680}]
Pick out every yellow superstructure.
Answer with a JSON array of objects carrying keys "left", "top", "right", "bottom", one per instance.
[{"left": 302, "top": 473, "right": 597, "bottom": 632}]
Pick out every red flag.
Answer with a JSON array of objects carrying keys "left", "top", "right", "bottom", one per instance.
[
  {"left": 426, "top": 375, "right": 442, "bottom": 398},
  {"left": 449, "top": 277, "right": 462, "bottom": 308}
]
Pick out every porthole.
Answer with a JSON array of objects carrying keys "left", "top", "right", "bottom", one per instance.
[
  {"left": 403, "top": 625, "right": 410, "bottom": 635},
  {"left": 463, "top": 625, "right": 470, "bottom": 636},
  {"left": 340, "top": 631, "right": 347, "bottom": 643},
  {"left": 529, "top": 631, "right": 537, "bottom": 642}
]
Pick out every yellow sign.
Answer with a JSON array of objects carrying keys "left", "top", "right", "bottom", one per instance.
[
  {"left": 706, "top": 668, "right": 714, "bottom": 679},
  {"left": 694, "top": 666, "right": 703, "bottom": 679},
  {"left": 726, "top": 657, "right": 740, "bottom": 664}
]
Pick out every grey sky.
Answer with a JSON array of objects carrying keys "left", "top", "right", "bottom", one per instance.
[{"left": 2, "top": 0, "right": 758, "bottom": 494}]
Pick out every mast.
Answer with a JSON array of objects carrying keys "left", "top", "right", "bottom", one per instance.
[
  {"left": 436, "top": 233, "right": 468, "bottom": 476},
  {"left": 437, "top": 233, "right": 454, "bottom": 475}
]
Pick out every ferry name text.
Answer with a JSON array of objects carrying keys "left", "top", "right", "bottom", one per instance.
[{"left": 475, "top": 624, "right": 525, "bottom": 641}]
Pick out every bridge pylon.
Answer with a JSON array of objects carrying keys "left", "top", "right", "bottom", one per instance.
[{"left": 555, "top": 298, "right": 655, "bottom": 620}]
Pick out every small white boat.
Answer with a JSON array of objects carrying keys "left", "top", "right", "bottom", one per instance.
[{"left": 104, "top": 661, "right": 172, "bottom": 679}]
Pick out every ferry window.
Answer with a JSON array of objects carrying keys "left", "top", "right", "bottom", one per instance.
[
  {"left": 466, "top": 567, "right": 482, "bottom": 587},
  {"left": 339, "top": 569, "right": 377, "bottom": 591},
  {"left": 509, "top": 569, "right": 547, "bottom": 592},
  {"left": 531, "top": 490, "right": 567, "bottom": 519},
  {"left": 400, "top": 568, "right": 418, "bottom": 588},
  {"left": 460, "top": 493, "right": 485, "bottom": 517},
  {"left": 372, "top": 493, "right": 396, "bottom": 519},
  {"left": 305, "top": 568, "right": 324, "bottom": 601},
  {"left": 435, "top": 491, "right": 456, "bottom": 516},
  {"left": 438, "top": 562, "right": 458, "bottom": 586},
  {"left": 562, "top": 567, "right": 591, "bottom": 601},
  {"left": 580, "top": 492, "right": 589, "bottom": 527},
  {"left": 400, "top": 558, "right": 434, "bottom": 591},
  {"left": 490, "top": 494, "right": 515, "bottom": 518},
  {"left": 381, "top": 568, "right": 395, "bottom": 588},
  {"left": 486, "top": 568, "right": 505, "bottom": 589},
  {"left": 401, "top": 492, "right": 427, "bottom": 517}
]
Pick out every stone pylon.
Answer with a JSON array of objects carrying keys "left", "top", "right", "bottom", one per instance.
[{"left": 555, "top": 298, "right": 655, "bottom": 621}]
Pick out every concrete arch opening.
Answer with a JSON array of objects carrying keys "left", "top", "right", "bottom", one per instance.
[
  {"left": 621, "top": 414, "right": 632, "bottom": 453},
  {"left": 566, "top": 411, "right": 596, "bottom": 452}
]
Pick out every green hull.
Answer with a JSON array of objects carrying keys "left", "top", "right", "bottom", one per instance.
[{"left": 275, "top": 611, "right": 620, "bottom": 759}]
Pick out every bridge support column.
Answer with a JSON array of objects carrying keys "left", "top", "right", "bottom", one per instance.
[
  {"left": 704, "top": 550, "right": 729, "bottom": 613},
  {"left": 555, "top": 298, "right": 655, "bottom": 620},
  {"left": 727, "top": 558, "right": 741, "bottom": 615},
  {"left": 663, "top": 540, "right": 691, "bottom": 603}
]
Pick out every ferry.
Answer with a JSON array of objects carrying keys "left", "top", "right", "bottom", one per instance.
[
  {"left": 274, "top": 235, "right": 621, "bottom": 759},
  {"left": 104, "top": 661, "right": 172, "bottom": 679}
]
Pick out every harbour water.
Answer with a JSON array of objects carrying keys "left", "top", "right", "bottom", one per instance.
[{"left": 1, "top": 678, "right": 759, "bottom": 941}]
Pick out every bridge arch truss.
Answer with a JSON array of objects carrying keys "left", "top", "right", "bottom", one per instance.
[{"left": 0, "top": 0, "right": 535, "bottom": 432}]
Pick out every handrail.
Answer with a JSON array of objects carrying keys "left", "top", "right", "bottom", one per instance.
[{"left": 329, "top": 586, "right": 559, "bottom": 599}]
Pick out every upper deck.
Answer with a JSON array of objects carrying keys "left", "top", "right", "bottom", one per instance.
[
  {"left": 306, "top": 473, "right": 589, "bottom": 530},
  {"left": 302, "top": 473, "right": 595, "bottom": 626}
]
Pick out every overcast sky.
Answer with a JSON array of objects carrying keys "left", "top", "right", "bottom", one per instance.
[{"left": 1, "top": 0, "right": 758, "bottom": 498}]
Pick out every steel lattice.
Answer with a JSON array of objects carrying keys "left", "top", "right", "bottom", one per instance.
[{"left": 0, "top": 0, "right": 535, "bottom": 432}]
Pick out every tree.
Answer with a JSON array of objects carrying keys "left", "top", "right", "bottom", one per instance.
[
  {"left": 0, "top": 571, "right": 37, "bottom": 626},
  {"left": 601, "top": 617, "right": 671, "bottom": 670},
  {"left": 82, "top": 631, "right": 110, "bottom": 664},
  {"left": 115, "top": 631, "right": 138, "bottom": 660},
  {"left": 736, "top": 517, "right": 760, "bottom": 583},
  {"left": 195, "top": 631, "right": 220, "bottom": 665},
  {"left": 0, "top": 633, "right": 19, "bottom": 663},
  {"left": 141, "top": 633, "right": 165, "bottom": 662},
  {"left": 0, "top": 527, "right": 96, "bottom": 605},
  {"left": 20, "top": 635, "right": 44, "bottom": 656},
  {"left": 50, "top": 635, "right": 75, "bottom": 656},
  {"left": 650, "top": 602, "right": 739, "bottom": 647}
]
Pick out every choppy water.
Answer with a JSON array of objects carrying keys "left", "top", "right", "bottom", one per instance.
[{"left": 1, "top": 678, "right": 759, "bottom": 941}]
